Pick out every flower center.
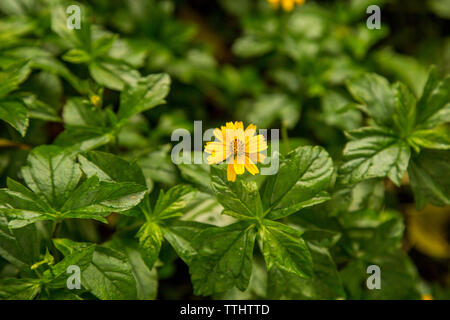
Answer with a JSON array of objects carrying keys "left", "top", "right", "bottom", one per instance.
[{"left": 230, "top": 138, "right": 244, "bottom": 156}]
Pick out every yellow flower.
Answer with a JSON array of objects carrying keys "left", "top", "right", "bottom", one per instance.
[
  {"left": 90, "top": 95, "right": 101, "bottom": 107},
  {"left": 421, "top": 294, "right": 433, "bottom": 300},
  {"left": 205, "top": 121, "right": 267, "bottom": 182},
  {"left": 268, "top": 0, "right": 306, "bottom": 11}
]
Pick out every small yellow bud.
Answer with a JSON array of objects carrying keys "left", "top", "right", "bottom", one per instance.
[
  {"left": 91, "top": 95, "right": 101, "bottom": 107},
  {"left": 267, "top": 0, "right": 306, "bottom": 11}
]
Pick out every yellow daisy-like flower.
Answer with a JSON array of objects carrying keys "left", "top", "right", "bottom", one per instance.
[
  {"left": 268, "top": 0, "right": 306, "bottom": 11},
  {"left": 421, "top": 294, "right": 433, "bottom": 300},
  {"left": 205, "top": 121, "right": 267, "bottom": 182}
]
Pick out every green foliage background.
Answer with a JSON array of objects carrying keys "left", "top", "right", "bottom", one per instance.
[{"left": 0, "top": 0, "right": 449, "bottom": 300}]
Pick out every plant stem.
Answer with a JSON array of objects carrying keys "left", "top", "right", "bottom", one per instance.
[{"left": 51, "top": 221, "right": 62, "bottom": 239}]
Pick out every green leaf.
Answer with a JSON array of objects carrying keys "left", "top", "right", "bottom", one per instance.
[
  {"left": 28, "top": 55, "right": 88, "bottom": 94},
  {"left": 373, "top": 48, "right": 428, "bottom": 97},
  {"left": 259, "top": 220, "right": 313, "bottom": 279},
  {"left": 210, "top": 165, "right": 263, "bottom": 220},
  {"left": 245, "top": 93, "right": 300, "bottom": 129},
  {"left": 117, "top": 73, "right": 170, "bottom": 123},
  {"left": 106, "top": 238, "right": 158, "bottom": 300},
  {"left": 286, "top": 208, "right": 342, "bottom": 249},
  {"left": 60, "top": 176, "right": 146, "bottom": 219},
  {"left": 320, "top": 90, "right": 362, "bottom": 131},
  {"left": 178, "top": 157, "right": 212, "bottom": 194},
  {"left": 53, "top": 238, "right": 91, "bottom": 256},
  {"left": 162, "top": 220, "right": 210, "bottom": 264},
  {"left": 330, "top": 179, "right": 385, "bottom": 214},
  {"left": 62, "top": 49, "right": 91, "bottom": 64},
  {"left": 410, "top": 126, "right": 450, "bottom": 150},
  {"left": 189, "top": 222, "right": 257, "bottom": 296},
  {"left": 429, "top": 0, "right": 450, "bottom": 19},
  {"left": 0, "top": 278, "right": 41, "bottom": 300},
  {"left": 152, "top": 185, "right": 195, "bottom": 220},
  {"left": 232, "top": 36, "right": 273, "bottom": 58},
  {"left": 137, "top": 148, "right": 178, "bottom": 186},
  {"left": 78, "top": 151, "right": 147, "bottom": 186},
  {"left": 416, "top": 67, "right": 450, "bottom": 128},
  {"left": 2, "top": 178, "right": 51, "bottom": 213},
  {"left": 43, "top": 245, "right": 95, "bottom": 288},
  {"left": 339, "top": 127, "right": 411, "bottom": 186},
  {"left": 124, "top": 245, "right": 158, "bottom": 300},
  {"left": 267, "top": 243, "right": 344, "bottom": 299},
  {"left": 61, "top": 97, "right": 106, "bottom": 127},
  {"left": 89, "top": 61, "right": 140, "bottom": 91},
  {"left": 2, "top": 148, "right": 146, "bottom": 226},
  {"left": 0, "top": 61, "right": 31, "bottom": 98},
  {"left": 55, "top": 125, "right": 114, "bottom": 153},
  {"left": 21, "top": 145, "right": 82, "bottom": 209},
  {"left": 50, "top": 3, "right": 91, "bottom": 50},
  {"left": 0, "top": 98, "right": 29, "bottom": 136},
  {"left": 136, "top": 221, "right": 163, "bottom": 269},
  {"left": 82, "top": 246, "right": 137, "bottom": 300},
  {"left": 393, "top": 82, "right": 416, "bottom": 137},
  {"left": 339, "top": 210, "right": 404, "bottom": 258},
  {"left": 262, "top": 146, "right": 333, "bottom": 220},
  {"left": 23, "top": 95, "right": 61, "bottom": 122},
  {"left": 346, "top": 73, "right": 396, "bottom": 127},
  {"left": 51, "top": 240, "right": 124, "bottom": 298},
  {"left": 181, "top": 192, "right": 230, "bottom": 227},
  {"left": 56, "top": 97, "right": 115, "bottom": 152},
  {"left": 408, "top": 149, "right": 450, "bottom": 210},
  {"left": 91, "top": 35, "right": 116, "bottom": 58},
  {"left": 1, "top": 209, "right": 51, "bottom": 229},
  {"left": 340, "top": 252, "right": 421, "bottom": 300},
  {"left": 0, "top": 211, "right": 40, "bottom": 269},
  {"left": 0, "top": 179, "right": 55, "bottom": 229}
]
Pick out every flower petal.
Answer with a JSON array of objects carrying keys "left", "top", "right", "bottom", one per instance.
[
  {"left": 226, "top": 122, "right": 235, "bottom": 130},
  {"left": 227, "top": 164, "right": 236, "bottom": 182},
  {"left": 244, "top": 156, "right": 259, "bottom": 175},
  {"left": 248, "top": 135, "right": 268, "bottom": 153},
  {"left": 234, "top": 163, "right": 245, "bottom": 175},
  {"left": 281, "top": 0, "right": 295, "bottom": 11},
  {"left": 234, "top": 121, "right": 244, "bottom": 130},
  {"left": 205, "top": 142, "right": 225, "bottom": 154},
  {"left": 256, "top": 152, "right": 266, "bottom": 163},
  {"left": 223, "top": 124, "right": 235, "bottom": 146},
  {"left": 207, "top": 150, "right": 225, "bottom": 164},
  {"left": 213, "top": 128, "right": 223, "bottom": 142},
  {"left": 244, "top": 124, "right": 256, "bottom": 137}
]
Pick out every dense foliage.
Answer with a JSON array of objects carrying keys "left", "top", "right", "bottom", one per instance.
[{"left": 0, "top": 0, "right": 449, "bottom": 300}]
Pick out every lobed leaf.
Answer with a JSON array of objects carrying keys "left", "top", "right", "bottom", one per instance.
[
  {"left": 262, "top": 146, "right": 333, "bottom": 220},
  {"left": 339, "top": 127, "right": 410, "bottom": 186},
  {"left": 210, "top": 165, "right": 263, "bottom": 220},
  {"left": 259, "top": 220, "right": 313, "bottom": 279},
  {"left": 189, "top": 222, "right": 257, "bottom": 296}
]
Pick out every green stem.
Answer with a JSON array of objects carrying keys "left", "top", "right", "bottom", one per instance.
[
  {"left": 48, "top": 221, "right": 62, "bottom": 262},
  {"left": 33, "top": 268, "right": 43, "bottom": 279},
  {"left": 115, "top": 221, "right": 143, "bottom": 236},
  {"left": 51, "top": 221, "right": 62, "bottom": 239}
]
